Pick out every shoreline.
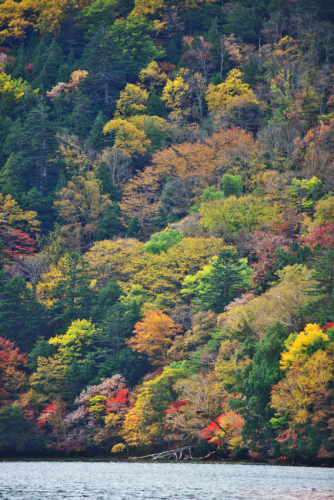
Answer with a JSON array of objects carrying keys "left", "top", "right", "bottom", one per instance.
[{"left": 0, "top": 457, "right": 333, "bottom": 467}]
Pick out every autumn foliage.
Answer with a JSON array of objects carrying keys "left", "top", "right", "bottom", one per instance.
[
  {"left": 126, "top": 310, "right": 183, "bottom": 365},
  {"left": 0, "top": 0, "right": 334, "bottom": 464}
]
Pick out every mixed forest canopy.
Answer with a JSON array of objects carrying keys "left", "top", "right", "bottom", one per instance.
[{"left": 0, "top": 0, "right": 334, "bottom": 463}]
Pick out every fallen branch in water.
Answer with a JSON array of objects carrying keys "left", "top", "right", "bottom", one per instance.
[{"left": 129, "top": 446, "right": 194, "bottom": 460}]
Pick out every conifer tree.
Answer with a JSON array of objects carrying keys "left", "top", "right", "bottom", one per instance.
[
  {"left": 201, "top": 249, "right": 251, "bottom": 313},
  {"left": 31, "top": 37, "right": 52, "bottom": 91},
  {"left": 94, "top": 203, "right": 121, "bottom": 241},
  {"left": 0, "top": 153, "right": 23, "bottom": 201},
  {"left": 91, "top": 277, "right": 121, "bottom": 325},
  {"left": 94, "top": 301, "right": 148, "bottom": 386},
  {"left": 4, "top": 118, "right": 22, "bottom": 158},
  {"left": 34, "top": 40, "right": 64, "bottom": 92},
  {"left": 146, "top": 92, "right": 167, "bottom": 118},
  {"left": 57, "top": 0, "right": 83, "bottom": 56},
  {"left": 0, "top": 116, "right": 13, "bottom": 167},
  {"left": 126, "top": 216, "right": 140, "bottom": 238},
  {"left": 235, "top": 323, "right": 290, "bottom": 457},
  {"left": 304, "top": 249, "right": 334, "bottom": 324},
  {"left": 69, "top": 92, "right": 94, "bottom": 138},
  {"left": 50, "top": 252, "right": 94, "bottom": 333},
  {"left": 0, "top": 275, "right": 45, "bottom": 351},
  {"left": 94, "top": 160, "right": 118, "bottom": 199},
  {"left": 12, "top": 45, "right": 30, "bottom": 82},
  {"left": 166, "top": 39, "right": 179, "bottom": 65},
  {"left": 21, "top": 100, "right": 60, "bottom": 192},
  {"left": 88, "top": 111, "right": 109, "bottom": 150},
  {"left": 82, "top": 25, "right": 126, "bottom": 111}
]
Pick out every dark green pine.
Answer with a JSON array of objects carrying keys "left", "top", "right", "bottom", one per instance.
[
  {"left": 234, "top": 322, "right": 290, "bottom": 457},
  {"left": 201, "top": 249, "right": 251, "bottom": 313},
  {"left": 49, "top": 252, "right": 95, "bottom": 334},
  {"left": 0, "top": 275, "right": 45, "bottom": 352},
  {"left": 304, "top": 249, "right": 334, "bottom": 324}
]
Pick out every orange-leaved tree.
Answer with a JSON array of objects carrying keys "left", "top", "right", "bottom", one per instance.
[{"left": 126, "top": 310, "right": 183, "bottom": 366}]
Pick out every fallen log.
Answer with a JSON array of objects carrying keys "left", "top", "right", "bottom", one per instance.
[{"left": 129, "top": 446, "right": 194, "bottom": 460}]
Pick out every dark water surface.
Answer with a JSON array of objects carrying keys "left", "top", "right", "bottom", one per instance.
[{"left": 0, "top": 461, "right": 333, "bottom": 500}]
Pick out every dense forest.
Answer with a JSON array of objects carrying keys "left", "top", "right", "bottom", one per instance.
[{"left": 0, "top": 0, "right": 334, "bottom": 464}]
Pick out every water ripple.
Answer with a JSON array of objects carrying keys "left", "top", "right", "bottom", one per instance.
[{"left": 0, "top": 461, "right": 333, "bottom": 500}]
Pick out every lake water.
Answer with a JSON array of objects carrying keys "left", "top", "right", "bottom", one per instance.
[{"left": 0, "top": 461, "right": 333, "bottom": 500}]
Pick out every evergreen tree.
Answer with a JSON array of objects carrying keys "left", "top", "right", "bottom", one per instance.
[
  {"left": 146, "top": 92, "right": 167, "bottom": 117},
  {"left": 91, "top": 277, "right": 121, "bottom": 325},
  {"left": 50, "top": 252, "right": 94, "bottom": 333},
  {"left": 94, "top": 301, "right": 149, "bottom": 386},
  {"left": 94, "top": 203, "right": 121, "bottom": 241},
  {"left": 126, "top": 216, "right": 140, "bottom": 238},
  {"left": 166, "top": 39, "right": 180, "bottom": 65},
  {"left": 109, "top": 16, "right": 165, "bottom": 78},
  {"left": 224, "top": 4, "right": 257, "bottom": 43},
  {"left": 57, "top": 0, "right": 83, "bottom": 56},
  {"left": 55, "top": 170, "right": 67, "bottom": 193},
  {"left": 201, "top": 249, "right": 252, "bottom": 313},
  {"left": 80, "top": 0, "right": 118, "bottom": 40},
  {"left": 88, "top": 111, "right": 109, "bottom": 150},
  {"left": 234, "top": 323, "right": 289, "bottom": 457},
  {"left": 82, "top": 25, "right": 126, "bottom": 112},
  {"left": 32, "top": 37, "right": 50, "bottom": 80},
  {"left": 0, "top": 153, "right": 24, "bottom": 201},
  {"left": 69, "top": 92, "right": 94, "bottom": 138},
  {"left": 12, "top": 45, "right": 30, "bottom": 82},
  {"left": 0, "top": 405, "right": 38, "bottom": 454},
  {"left": 21, "top": 188, "right": 55, "bottom": 234},
  {"left": 34, "top": 40, "right": 64, "bottom": 92},
  {"left": 274, "top": 242, "right": 313, "bottom": 271},
  {"left": 4, "top": 118, "right": 22, "bottom": 158},
  {"left": 115, "top": 0, "right": 135, "bottom": 18},
  {"left": 21, "top": 100, "right": 61, "bottom": 192},
  {"left": 26, "top": 339, "right": 55, "bottom": 372},
  {"left": 57, "top": 63, "right": 71, "bottom": 83},
  {"left": 0, "top": 116, "right": 13, "bottom": 168},
  {"left": 304, "top": 249, "right": 334, "bottom": 324},
  {"left": 0, "top": 275, "right": 45, "bottom": 351},
  {"left": 94, "top": 161, "right": 118, "bottom": 198}
]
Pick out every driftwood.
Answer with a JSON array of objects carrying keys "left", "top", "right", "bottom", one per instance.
[{"left": 129, "top": 446, "right": 194, "bottom": 460}]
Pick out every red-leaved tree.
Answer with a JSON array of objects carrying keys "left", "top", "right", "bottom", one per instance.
[{"left": 0, "top": 337, "right": 27, "bottom": 406}]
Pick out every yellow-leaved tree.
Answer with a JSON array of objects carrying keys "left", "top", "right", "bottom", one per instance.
[
  {"left": 279, "top": 323, "right": 329, "bottom": 371},
  {"left": 205, "top": 69, "right": 258, "bottom": 112},
  {"left": 87, "top": 236, "right": 227, "bottom": 312},
  {"left": 120, "top": 365, "right": 186, "bottom": 449},
  {"left": 139, "top": 61, "right": 167, "bottom": 92},
  {"left": 114, "top": 84, "right": 149, "bottom": 118},
  {"left": 199, "top": 194, "right": 282, "bottom": 240},
  {"left": 162, "top": 71, "right": 190, "bottom": 114},
  {"left": 0, "top": 0, "right": 93, "bottom": 42},
  {"left": 103, "top": 118, "right": 151, "bottom": 156},
  {"left": 49, "top": 318, "right": 99, "bottom": 366},
  {"left": 86, "top": 238, "right": 144, "bottom": 290},
  {"left": 131, "top": 0, "right": 219, "bottom": 18},
  {"left": 53, "top": 173, "right": 112, "bottom": 250},
  {"left": 271, "top": 323, "right": 334, "bottom": 428},
  {"left": 218, "top": 265, "right": 314, "bottom": 340},
  {"left": 0, "top": 73, "right": 33, "bottom": 102},
  {"left": 0, "top": 193, "right": 39, "bottom": 231}
]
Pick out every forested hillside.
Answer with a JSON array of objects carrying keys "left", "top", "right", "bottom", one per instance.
[{"left": 0, "top": 0, "right": 334, "bottom": 464}]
